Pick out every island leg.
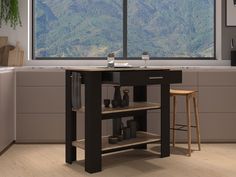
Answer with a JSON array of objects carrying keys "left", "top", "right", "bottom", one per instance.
[
  {"left": 66, "top": 71, "right": 77, "bottom": 164},
  {"left": 161, "top": 83, "right": 170, "bottom": 157},
  {"left": 84, "top": 72, "right": 102, "bottom": 173}
]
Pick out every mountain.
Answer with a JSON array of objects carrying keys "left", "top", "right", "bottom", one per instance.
[{"left": 35, "top": 0, "right": 214, "bottom": 58}]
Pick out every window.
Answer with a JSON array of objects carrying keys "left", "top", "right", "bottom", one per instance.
[
  {"left": 33, "top": 0, "right": 215, "bottom": 59},
  {"left": 33, "top": 0, "right": 123, "bottom": 58}
]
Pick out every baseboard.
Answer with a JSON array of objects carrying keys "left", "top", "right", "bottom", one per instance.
[
  {"left": 0, "top": 141, "right": 15, "bottom": 156},
  {"left": 15, "top": 141, "right": 65, "bottom": 144}
]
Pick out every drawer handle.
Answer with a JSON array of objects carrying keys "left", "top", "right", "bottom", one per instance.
[{"left": 149, "top": 76, "right": 164, "bottom": 80}]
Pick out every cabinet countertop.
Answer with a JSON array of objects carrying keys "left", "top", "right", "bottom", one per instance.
[
  {"left": 0, "top": 67, "right": 14, "bottom": 73},
  {"left": 2, "top": 66, "right": 236, "bottom": 72}
]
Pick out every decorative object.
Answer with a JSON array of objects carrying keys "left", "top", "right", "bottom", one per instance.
[
  {"left": 122, "top": 89, "right": 129, "bottom": 106},
  {"left": 120, "top": 100, "right": 127, "bottom": 107},
  {"left": 113, "top": 85, "right": 122, "bottom": 106},
  {"left": 113, "top": 118, "right": 122, "bottom": 136},
  {"left": 107, "top": 53, "right": 115, "bottom": 68},
  {"left": 111, "top": 99, "right": 119, "bottom": 108},
  {"left": 0, "top": 36, "right": 8, "bottom": 48},
  {"left": 127, "top": 120, "right": 137, "bottom": 138},
  {"left": 122, "top": 127, "right": 131, "bottom": 140},
  {"left": 0, "top": 0, "right": 22, "bottom": 29},
  {"left": 0, "top": 39, "right": 24, "bottom": 66},
  {"left": 7, "top": 41, "right": 24, "bottom": 66},
  {"left": 108, "top": 136, "right": 119, "bottom": 144},
  {"left": 141, "top": 52, "right": 150, "bottom": 68},
  {"left": 117, "top": 134, "right": 123, "bottom": 141},
  {"left": 103, "top": 99, "right": 110, "bottom": 108},
  {"left": 226, "top": 0, "right": 236, "bottom": 26},
  {"left": 0, "top": 44, "right": 14, "bottom": 66}
]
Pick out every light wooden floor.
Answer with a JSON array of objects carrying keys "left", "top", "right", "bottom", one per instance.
[{"left": 0, "top": 144, "right": 236, "bottom": 177}]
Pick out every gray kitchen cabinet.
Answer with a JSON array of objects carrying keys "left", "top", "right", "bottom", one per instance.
[
  {"left": 16, "top": 70, "right": 108, "bottom": 143},
  {"left": 0, "top": 70, "right": 15, "bottom": 152},
  {"left": 14, "top": 69, "right": 236, "bottom": 143},
  {"left": 16, "top": 71, "right": 65, "bottom": 143}
]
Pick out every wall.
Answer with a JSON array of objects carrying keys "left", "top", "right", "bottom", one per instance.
[
  {"left": 0, "top": 0, "right": 233, "bottom": 66},
  {"left": 222, "top": 0, "right": 236, "bottom": 60},
  {"left": 0, "top": 0, "right": 28, "bottom": 61}
]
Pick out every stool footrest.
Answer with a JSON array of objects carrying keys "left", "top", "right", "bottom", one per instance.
[
  {"left": 175, "top": 123, "right": 197, "bottom": 128},
  {"left": 170, "top": 127, "right": 187, "bottom": 131}
]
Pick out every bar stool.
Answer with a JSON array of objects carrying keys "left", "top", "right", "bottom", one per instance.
[{"left": 170, "top": 89, "right": 201, "bottom": 156}]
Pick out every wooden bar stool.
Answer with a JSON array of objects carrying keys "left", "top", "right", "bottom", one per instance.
[{"left": 170, "top": 89, "right": 201, "bottom": 156}]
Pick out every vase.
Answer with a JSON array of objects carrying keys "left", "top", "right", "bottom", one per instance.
[
  {"left": 123, "top": 89, "right": 129, "bottom": 106},
  {"left": 113, "top": 86, "right": 122, "bottom": 106},
  {"left": 127, "top": 120, "right": 137, "bottom": 138}
]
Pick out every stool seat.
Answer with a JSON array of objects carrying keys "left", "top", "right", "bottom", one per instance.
[
  {"left": 170, "top": 89, "right": 196, "bottom": 96},
  {"left": 170, "top": 89, "right": 201, "bottom": 156}
]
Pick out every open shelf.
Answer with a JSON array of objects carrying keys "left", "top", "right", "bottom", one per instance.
[
  {"left": 102, "top": 102, "right": 160, "bottom": 114},
  {"left": 73, "top": 102, "right": 160, "bottom": 115},
  {"left": 72, "top": 131, "right": 160, "bottom": 153}
]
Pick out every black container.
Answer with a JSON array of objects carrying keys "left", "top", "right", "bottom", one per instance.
[
  {"left": 104, "top": 99, "right": 110, "bottom": 108},
  {"left": 111, "top": 99, "right": 119, "bottom": 108},
  {"left": 231, "top": 51, "right": 236, "bottom": 66},
  {"left": 113, "top": 86, "right": 122, "bottom": 106},
  {"left": 123, "top": 89, "right": 129, "bottom": 106},
  {"left": 108, "top": 136, "right": 118, "bottom": 144},
  {"left": 122, "top": 127, "right": 131, "bottom": 140},
  {"left": 120, "top": 100, "right": 127, "bottom": 107},
  {"left": 117, "top": 135, "right": 123, "bottom": 141},
  {"left": 127, "top": 120, "right": 137, "bottom": 138},
  {"left": 113, "top": 118, "right": 122, "bottom": 136}
]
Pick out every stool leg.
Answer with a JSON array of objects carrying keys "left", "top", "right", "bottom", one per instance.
[
  {"left": 172, "top": 96, "right": 176, "bottom": 147},
  {"left": 186, "top": 95, "right": 191, "bottom": 156},
  {"left": 193, "top": 96, "right": 201, "bottom": 151}
]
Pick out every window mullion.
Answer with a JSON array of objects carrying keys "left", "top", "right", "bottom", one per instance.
[{"left": 123, "top": 0, "right": 128, "bottom": 59}]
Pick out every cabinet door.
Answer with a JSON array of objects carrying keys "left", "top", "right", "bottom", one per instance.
[
  {"left": 0, "top": 71, "right": 15, "bottom": 152},
  {"left": 16, "top": 71, "right": 65, "bottom": 143},
  {"left": 16, "top": 71, "right": 110, "bottom": 143}
]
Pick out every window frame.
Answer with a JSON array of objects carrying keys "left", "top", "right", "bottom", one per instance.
[{"left": 32, "top": 0, "right": 216, "bottom": 60}]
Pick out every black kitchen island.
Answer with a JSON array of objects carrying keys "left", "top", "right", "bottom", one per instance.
[{"left": 65, "top": 67, "right": 182, "bottom": 173}]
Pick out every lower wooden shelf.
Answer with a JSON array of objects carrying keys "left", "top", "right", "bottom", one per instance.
[
  {"left": 72, "top": 131, "right": 160, "bottom": 153},
  {"left": 73, "top": 102, "right": 161, "bottom": 115}
]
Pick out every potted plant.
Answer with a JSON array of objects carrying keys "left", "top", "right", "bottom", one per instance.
[{"left": 0, "top": 0, "right": 22, "bottom": 29}]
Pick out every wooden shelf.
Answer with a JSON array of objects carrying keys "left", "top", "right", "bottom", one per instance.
[
  {"left": 73, "top": 102, "right": 160, "bottom": 115},
  {"left": 72, "top": 131, "right": 160, "bottom": 153}
]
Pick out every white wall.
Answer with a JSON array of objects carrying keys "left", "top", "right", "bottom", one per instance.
[
  {"left": 0, "top": 0, "right": 231, "bottom": 66},
  {"left": 222, "top": 0, "right": 236, "bottom": 60},
  {"left": 0, "top": 0, "right": 28, "bottom": 60}
]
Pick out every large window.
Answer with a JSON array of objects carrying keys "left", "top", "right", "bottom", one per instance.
[{"left": 33, "top": 0, "right": 215, "bottom": 59}]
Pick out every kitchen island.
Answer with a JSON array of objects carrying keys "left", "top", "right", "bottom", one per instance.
[{"left": 65, "top": 67, "right": 182, "bottom": 173}]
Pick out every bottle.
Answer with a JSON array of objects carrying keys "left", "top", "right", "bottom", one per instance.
[
  {"left": 107, "top": 53, "right": 115, "bottom": 68},
  {"left": 113, "top": 85, "right": 122, "bottom": 106},
  {"left": 123, "top": 89, "right": 129, "bottom": 106}
]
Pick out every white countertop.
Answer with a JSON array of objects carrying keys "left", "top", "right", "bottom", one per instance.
[
  {"left": 0, "top": 67, "right": 15, "bottom": 73},
  {"left": 1, "top": 66, "right": 236, "bottom": 72}
]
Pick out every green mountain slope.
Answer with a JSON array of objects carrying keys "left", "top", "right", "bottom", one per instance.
[{"left": 35, "top": 0, "right": 214, "bottom": 58}]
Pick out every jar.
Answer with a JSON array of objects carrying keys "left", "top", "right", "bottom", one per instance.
[{"left": 107, "top": 53, "right": 115, "bottom": 68}]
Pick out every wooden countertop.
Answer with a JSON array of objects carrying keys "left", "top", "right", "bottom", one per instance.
[{"left": 64, "top": 66, "right": 171, "bottom": 72}]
